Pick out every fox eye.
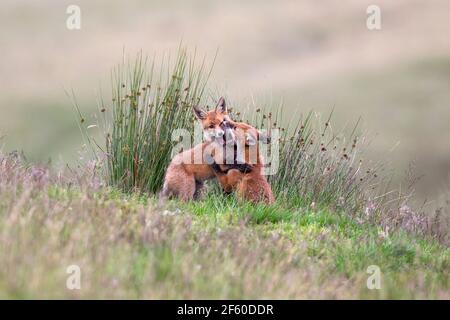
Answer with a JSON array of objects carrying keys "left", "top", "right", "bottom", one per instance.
[{"left": 209, "top": 124, "right": 215, "bottom": 129}]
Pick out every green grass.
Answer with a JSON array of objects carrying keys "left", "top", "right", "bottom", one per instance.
[
  {"left": 0, "top": 152, "right": 448, "bottom": 299},
  {"left": 167, "top": 192, "right": 448, "bottom": 299}
]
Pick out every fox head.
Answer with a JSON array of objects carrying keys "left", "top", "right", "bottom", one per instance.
[{"left": 193, "top": 97, "right": 235, "bottom": 145}]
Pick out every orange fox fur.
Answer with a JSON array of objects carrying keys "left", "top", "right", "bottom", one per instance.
[
  {"left": 161, "top": 141, "right": 216, "bottom": 200},
  {"left": 162, "top": 97, "right": 274, "bottom": 204},
  {"left": 161, "top": 97, "right": 237, "bottom": 200},
  {"left": 211, "top": 120, "right": 275, "bottom": 204}
]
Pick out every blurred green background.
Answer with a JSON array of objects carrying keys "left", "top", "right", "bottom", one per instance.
[{"left": 1, "top": 0, "right": 449, "bottom": 199}]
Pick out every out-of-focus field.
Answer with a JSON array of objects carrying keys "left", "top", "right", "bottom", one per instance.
[{"left": 1, "top": 0, "right": 450, "bottom": 198}]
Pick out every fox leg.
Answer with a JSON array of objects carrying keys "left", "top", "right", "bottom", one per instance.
[
  {"left": 217, "top": 169, "right": 244, "bottom": 194},
  {"left": 162, "top": 168, "right": 196, "bottom": 201},
  {"left": 161, "top": 180, "right": 172, "bottom": 199},
  {"left": 227, "top": 169, "right": 247, "bottom": 201},
  {"left": 193, "top": 180, "right": 205, "bottom": 200},
  {"left": 225, "top": 169, "right": 244, "bottom": 185},
  {"left": 239, "top": 176, "right": 275, "bottom": 204},
  {"left": 210, "top": 161, "right": 244, "bottom": 194},
  {"left": 215, "top": 173, "right": 235, "bottom": 194},
  {"left": 177, "top": 175, "right": 196, "bottom": 201}
]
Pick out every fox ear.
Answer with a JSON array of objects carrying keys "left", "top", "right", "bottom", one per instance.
[
  {"left": 193, "top": 106, "right": 207, "bottom": 120},
  {"left": 215, "top": 97, "right": 227, "bottom": 114}
]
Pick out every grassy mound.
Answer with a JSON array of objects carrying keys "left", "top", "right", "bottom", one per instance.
[{"left": 0, "top": 156, "right": 448, "bottom": 298}]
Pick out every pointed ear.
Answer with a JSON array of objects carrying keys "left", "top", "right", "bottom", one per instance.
[
  {"left": 193, "top": 106, "right": 207, "bottom": 120},
  {"left": 215, "top": 97, "right": 227, "bottom": 114}
]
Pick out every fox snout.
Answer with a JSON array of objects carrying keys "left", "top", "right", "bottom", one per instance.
[
  {"left": 205, "top": 127, "right": 236, "bottom": 145},
  {"left": 204, "top": 128, "right": 224, "bottom": 140},
  {"left": 214, "top": 129, "right": 225, "bottom": 138}
]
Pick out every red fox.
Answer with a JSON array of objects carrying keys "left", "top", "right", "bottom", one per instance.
[
  {"left": 161, "top": 97, "right": 274, "bottom": 204},
  {"left": 161, "top": 97, "right": 249, "bottom": 200},
  {"left": 211, "top": 120, "right": 275, "bottom": 204}
]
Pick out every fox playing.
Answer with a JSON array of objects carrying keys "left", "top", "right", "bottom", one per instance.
[
  {"left": 161, "top": 97, "right": 246, "bottom": 200},
  {"left": 211, "top": 118, "right": 275, "bottom": 204},
  {"left": 161, "top": 97, "right": 274, "bottom": 204}
]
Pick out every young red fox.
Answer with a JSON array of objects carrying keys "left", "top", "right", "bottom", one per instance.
[
  {"left": 161, "top": 97, "right": 249, "bottom": 200},
  {"left": 211, "top": 120, "right": 275, "bottom": 204},
  {"left": 161, "top": 97, "right": 274, "bottom": 204}
]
